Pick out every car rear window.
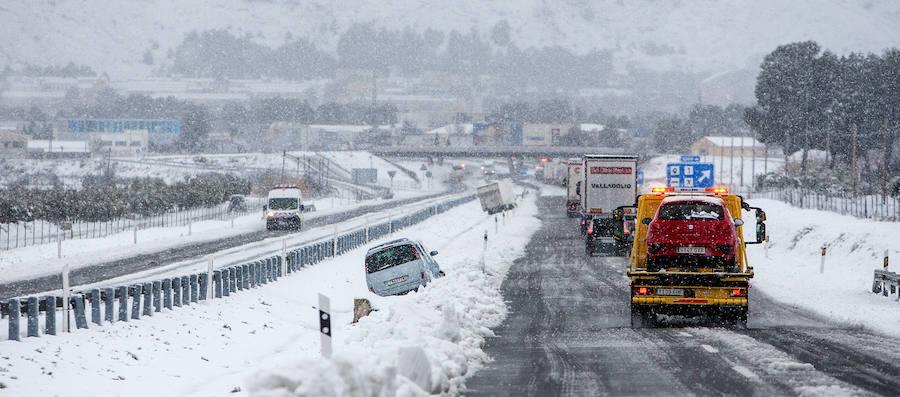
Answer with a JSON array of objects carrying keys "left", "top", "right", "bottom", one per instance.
[
  {"left": 658, "top": 202, "right": 724, "bottom": 220},
  {"left": 365, "top": 244, "right": 419, "bottom": 273}
]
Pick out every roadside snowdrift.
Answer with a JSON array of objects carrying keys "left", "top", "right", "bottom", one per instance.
[
  {"left": 0, "top": 190, "right": 539, "bottom": 397},
  {"left": 745, "top": 199, "right": 900, "bottom": 335},
  {"left": 247, "top": 196, "right": 540, "bottom": 396}
]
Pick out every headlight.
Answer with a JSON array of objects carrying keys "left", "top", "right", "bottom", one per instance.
[{"left": 267, "top": 211, "right": 275, "bottom": 218}]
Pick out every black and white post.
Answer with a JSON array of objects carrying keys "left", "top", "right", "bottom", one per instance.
[{"left": 318, "top": 293, "right": 332, "bottom": 358}]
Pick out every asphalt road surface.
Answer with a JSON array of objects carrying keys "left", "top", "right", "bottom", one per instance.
[
  {"left": 0, "top": 192, "right": 446, "bottom": 300},
  {"left": 464, "top": 196, "right": 900, "bottom": 396}
]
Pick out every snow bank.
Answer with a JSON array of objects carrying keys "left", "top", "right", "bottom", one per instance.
[
  {"left": 744, "top": 199, "right": 900, "bottom": 336},
  {"left": 246, "top": 196, "right": 540, "bottom": 396},
  {"left": 0, "top": 190, "right": 539, "bottom": 397}
]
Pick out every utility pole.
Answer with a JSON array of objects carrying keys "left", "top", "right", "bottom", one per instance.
[
  {"left": 751, "top": 133, "right": 756, "bottom": 189},
  {"left": 106, "top": 148, "right": 112, "bottom": 180},
  {"left": 852, "top": 123, "right": 858, "bottom": 197},
  {"left": 281, "top": 150, "right": 286, "bottom": 184},
  {"left": 730, "top": 136, "right": 735, "bottom": 186},
  {"left": 740, "top": 134, "right": 745, "bottom": 188},
  {"left": 883, "top": 119, "right": 888, "bottom": 205}
]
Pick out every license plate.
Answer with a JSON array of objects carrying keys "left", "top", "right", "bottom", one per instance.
[
  {"left": 676, "top": 246, "right": 706, "bottom": 254},
  {"left": 599, "top": 237, "right": 615, "bottom": 243},
  {"left": 656, "top": 288, "right": 683, "bottom": 296},
  {"left": 386, "top": 276, "right": 408, "bottom": 286}
]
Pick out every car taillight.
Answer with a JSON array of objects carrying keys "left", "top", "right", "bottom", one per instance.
[
  {"left": 648, "top": 243, "right": 664, "bottom": 254},
  {"left": 717, "top": 244, "right": 732, "bottom": 255},
  {"left": 730, "top": 288, "right": 747, "bottom": 297},
  {"left": 421, "top": 272, "right": 425, "bottom": 279},
  {"left": 633, "top": 286, "right": 650, "bottom": 295}
]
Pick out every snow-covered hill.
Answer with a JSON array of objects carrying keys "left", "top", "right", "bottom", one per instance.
[{"left": 3, "top": 0, "right": 899, "bottom": 79}]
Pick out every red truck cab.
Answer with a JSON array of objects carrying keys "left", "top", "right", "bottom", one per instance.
[{"left": 644, "top": 196, "right": 742, "bottom": 272}]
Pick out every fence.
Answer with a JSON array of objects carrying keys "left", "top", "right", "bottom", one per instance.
[
  {"left": 745, "top": 189, "right": 900, "bottom": 222},
  {"left": 1, "top": 194, "right": 476, "bottom": 341},
  {"left": 0, "top": 198, "right": 265, "bottom": 251}
]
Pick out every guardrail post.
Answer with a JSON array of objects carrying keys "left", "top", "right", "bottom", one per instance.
[
  {"left": 190, "top": 274, "right": 198, "bottom": 303},
  {"left": 162, "top": 279, "right": 172, "bottom": 309},
  {"left": 152, "top": 281, "right": 161, "bottom": 312},
  {"left": 199, "top": 273, "right": 208, "bottom": 300},
  {"left": 213, "top": 270, "right": 222, "bottom": 298},
  {"left": 90, "top": 289, "right": 101, "bottom": 325},
  {"left": 8, "top": 299, "right": 20, "bottom": 340},
  {"left": 118, "top": 286, "right": 128, "bottom": 321},
  {"left": 231, "top": 266, "right": 239, "bottom": 292},
  {"left": 143, "top": 283, "right": 153, "bottom": 316},
  {"left": 181, "top": 276, "right": 190, "bottom": 305},
  {"left": 131, "top": 285, "right": 142, "bottom": 319},
  {"left": 236, "top": 264, "right": 244, "bottom": 289},
  {"left": 27, "top": 297, "right": 39, "bottom": 337},
  {"left": 44, "top": 296, "right": 57, "bottom": 335},
  {"left": 263, "top": 259, "right": 270, "bottom": 284},
  {"left": 172, "top": 278, "right": 182, "bottom": 307},
  {"left": 247, "top": 263, "right": 255, "bottom": 288},
  {"left": 73, "top": 296, "right": 88, "bottom": 329},
  {"left": 103, "top": 289, "right": 114, "bottom": 322}
]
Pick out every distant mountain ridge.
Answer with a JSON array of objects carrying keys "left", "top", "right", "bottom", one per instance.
[{"left": 2, "top": 0, "right": 899, "bottom": 97}]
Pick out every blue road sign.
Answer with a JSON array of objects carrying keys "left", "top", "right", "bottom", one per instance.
[
  {"left": 636, "top": 171, "right": 645, "bottom": 185},
  {"left": 666, "top": 163, "right": 714, "bottom": 188},
  {"left": 680, "top": 155, "right": 701, "bottom": 162},
  {"left": 520, "top": 167, "right": 528, "bottom": 176}
]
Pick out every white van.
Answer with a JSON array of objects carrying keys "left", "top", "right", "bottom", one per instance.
[{"left": 265, "top": 185, "right": 304, "bottom": 230}]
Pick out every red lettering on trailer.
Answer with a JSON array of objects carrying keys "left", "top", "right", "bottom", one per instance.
[{"left": 590, "top": 166, "right": 632, "bottom": 174}]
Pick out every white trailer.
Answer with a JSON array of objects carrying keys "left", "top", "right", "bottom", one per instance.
[
  {"left": 581, "top": 155, "right": 638, "bottom": 217},
  {"left": 477, "top": 179, "right": 516, "bottom": 214}
]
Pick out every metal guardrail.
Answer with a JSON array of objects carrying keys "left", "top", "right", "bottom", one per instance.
[
  {"left": 1, "top": 194, "right": 476, "bottom": 341},
  {"left": 872, "top": 270, "right": 900, "bottom": 301}
]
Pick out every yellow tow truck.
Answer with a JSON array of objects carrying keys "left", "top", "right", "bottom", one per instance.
[{"left": 627, "top": 187, "right": 767, "bottom": 327}]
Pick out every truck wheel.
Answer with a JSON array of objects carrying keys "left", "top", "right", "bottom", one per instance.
[{"left": 630, "top": 305, "right": 654, "bottom": 328}]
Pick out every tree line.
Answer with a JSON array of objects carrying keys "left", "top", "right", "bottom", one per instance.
[
  {"left": 745, "top": 41, "right": 900, "bottom": 175},
  {"left": 0, "top": 173, "right": 250, "bottom": 223}
]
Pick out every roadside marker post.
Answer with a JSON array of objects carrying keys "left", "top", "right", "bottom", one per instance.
[
  {"left": 820, "top": 245, "right": 827, "bottom": 274},
  {"left": 318, "top": 293, "right": 332, "bottom": 358},
  {"left": 885, "top": 250, "right": 890, "bottom": 271}
]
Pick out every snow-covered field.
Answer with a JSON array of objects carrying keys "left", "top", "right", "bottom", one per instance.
[
  {"left": 0, "top": 186, "right": 540, "bottom": 396},
  {"left": 745, "top": 199, "right": 900, "bottom": 336}
]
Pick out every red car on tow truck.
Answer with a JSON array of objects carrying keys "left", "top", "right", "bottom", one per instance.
[{"left": 644, "top": 194, "right": 743, "bottom": 272}]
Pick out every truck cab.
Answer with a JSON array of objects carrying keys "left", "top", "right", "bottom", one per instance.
[{"left": 265, "top": 185, "right": 304, "bottom": 230}]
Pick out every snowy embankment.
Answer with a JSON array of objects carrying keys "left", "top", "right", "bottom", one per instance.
[
  {"left": 245, "top": 194, "right": 539, "bottom": 396},
  {"left": 0, "top": 188, "right": 540, "bottom": 396},
  {"left": 745, "top": 198, "right": 900, "bottom": 335}
]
